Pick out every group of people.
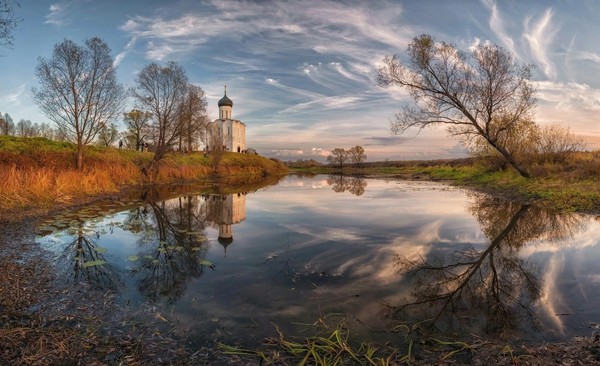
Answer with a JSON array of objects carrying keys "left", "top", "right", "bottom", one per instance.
[{"left": 117, "top": 139, "right": 149, "bottom": 151}]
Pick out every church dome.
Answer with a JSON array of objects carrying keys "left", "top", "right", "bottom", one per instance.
[
  {"left": 218, "top": 93, "right": 233, "bottom": 107},
  {"left": 218, "top": 235, "right": 233, "bottom": 246}
]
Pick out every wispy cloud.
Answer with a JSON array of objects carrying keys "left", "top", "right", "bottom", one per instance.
[
  {"left": 481, "top": 0, "right": 515, "bottom": 55},
  {"left": 113, "top": 37, "right": 137, "bottom": 67},
  {"left": 118, "top": 0, "right": 412, "bottom": 66},
  {"left": 524, "top": 8, "right": 558, "bottom": 79},
  {"left": 45, "top": 1, "right": 79, "bottom": 26},
  {"left": 536, "top": 81, "right": 600, "bottom": 112},
  {"left": 1, "top": 84, "right": 26, "bottom": 105},
  {"left": 45, "top": 3, "right": 64, "bottom": 26}
]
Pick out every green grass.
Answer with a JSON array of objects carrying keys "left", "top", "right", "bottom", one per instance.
[
  {"left": 0, "top": 135, "right": 75, "bottom": 154},
  {"left": 292, "top": 162, "right": 600, "bottom": 213},
  {"left": 219, "top": 318, "right": 408, "bottom": 365}
]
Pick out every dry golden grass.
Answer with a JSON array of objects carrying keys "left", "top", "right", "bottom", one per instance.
[
  {"left": 0, "top": 137, "right": 287, "bottom": 219},
  {"left": 0, "top": 163, "right": 141, "bottom": 211}
]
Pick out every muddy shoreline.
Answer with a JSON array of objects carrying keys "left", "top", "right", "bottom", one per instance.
[{"left": 2, "top": 178, "right": 600, "bottom": 365}]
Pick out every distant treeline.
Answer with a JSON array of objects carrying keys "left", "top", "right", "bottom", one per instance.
[{"left": 285, "top": 156, "right": 474, "bottom": 169}]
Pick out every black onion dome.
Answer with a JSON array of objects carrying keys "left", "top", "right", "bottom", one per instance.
[
  {"left": 218, "top": 93, "right": 233, "bottom": 107},
  {"left": 218, "top": 236, "right": 233, "bottom": 246}
]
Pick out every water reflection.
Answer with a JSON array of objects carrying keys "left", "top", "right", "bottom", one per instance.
[
  {"left": 59, "top": 221, "right": 122, "bottom": 291},
  {"left": 34, "top": 176, "right": 600, "bottom": 346},
  {"left": 202, "top": 192, "right": 247, "bottom": 255},
  {"left": 132, "top": 191, "right": 209, "bottom": 304},
  {"left": 326, "top": 174, "right": 367, "bottom": 196},
  {"left": 388, "top": 193, "right": 584, "bottom": 337},
  {"left": 38, "top": 175, "right": 278, "bottom": 306}
]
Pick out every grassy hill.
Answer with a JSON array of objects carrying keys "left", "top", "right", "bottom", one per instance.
[{"left": 0, "top": 136, "right": 287, "bottom": 219}]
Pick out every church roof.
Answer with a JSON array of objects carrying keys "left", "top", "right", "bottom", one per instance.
[
  {"left": 218, "top": 92, "right": 233, "bottom": 107},
  {"left": 218, "top": 236, "right": 233, "bottom": 246}
]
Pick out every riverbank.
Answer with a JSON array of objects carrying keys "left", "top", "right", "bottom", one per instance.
[
  {"left": 0, "top": 136, "right": 287, "bottom": 222},
  {"left": 291, "top": 154, "right": 600, "bottom": 214}
]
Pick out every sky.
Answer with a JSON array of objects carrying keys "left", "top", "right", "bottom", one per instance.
[{"left": 2, "top": 0, "right": 600, "bottom": 161}]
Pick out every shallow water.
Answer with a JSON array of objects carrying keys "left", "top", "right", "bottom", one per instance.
[{"left": 35, "top": 174, "right": 600, "bottom": 346}]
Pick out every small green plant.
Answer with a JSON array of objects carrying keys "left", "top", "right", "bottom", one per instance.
[{"left": 219, "top": 318, "right": 407, "bottom": 365}]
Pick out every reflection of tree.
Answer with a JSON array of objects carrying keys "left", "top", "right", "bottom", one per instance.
[
  {"left": 60, "top": 222, "right": 121, "bottom": 291},
  {"left": 388, "top": 193, "right": 583, "bottom": 335},
  {"left": 123, "top": 206, "right": 151, "bottom": 234},
  {"left": 135, "top": 192, "right": 209, "bottom": 304},
  {"left": 326, "top": 175, "right": 367, "bottom": 196}
]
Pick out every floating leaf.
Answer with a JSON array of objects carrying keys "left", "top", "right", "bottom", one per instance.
[
  {"left": 82, "top": 260, "right": 106, "bottom": 268},
  {"left": 95, "top": 247, "right": 108, "bottom": 254},
  {"left": 199, "top": 259, "right": 213, "bottom": 266},
  {"left": 128, "top": 255, "right": 139, "bottom": 262}
]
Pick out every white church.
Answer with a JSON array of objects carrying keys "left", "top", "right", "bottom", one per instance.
[{"left": 206, "top": 87, "right": 246, "bottom": 153}]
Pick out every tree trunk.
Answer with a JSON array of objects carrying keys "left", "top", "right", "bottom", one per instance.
[
  {"left": 489, "top": 140, "right": 531, "bottom": 178},
  {"left": 187, "top": 123, "right": 192, "bottom": 154},
  {"left": 76, "top": 146, "right": 84, "bottom": 171}
]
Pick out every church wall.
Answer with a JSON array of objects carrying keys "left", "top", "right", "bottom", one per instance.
[{"left": 206, "top": 91, "right": 246, "bottom": 153}]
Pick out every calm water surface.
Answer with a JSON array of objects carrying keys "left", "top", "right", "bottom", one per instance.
[{"left": 35, "top": 175, "right": 600, "bottom": 346}]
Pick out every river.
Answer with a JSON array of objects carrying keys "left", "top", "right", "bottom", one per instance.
[{"left": 34, "top": 174, "right": 600, "bottom": 349}]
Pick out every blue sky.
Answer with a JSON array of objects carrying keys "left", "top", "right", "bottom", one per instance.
[{"left": 2, "top": 0, "right": 600, "bottom": 161}]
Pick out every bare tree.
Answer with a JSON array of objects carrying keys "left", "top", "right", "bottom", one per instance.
[
  {"left": 123, "top": 109, "right": 152, "bottom": 151},
  {"left": 32, "top": 37, "right": 124, "bottom": 170},
  {"left": 0, "top": 112, "right": 14, "bottom": 135},
  {"left": 97, "top": 122, "right": 119, "bottom": 147},
  {"left": 37, "top": 122, "right": 54, "bottom": 139},
  {"left": 377, "top": 34, "right": 536, "bottom": 178},
  {"left": 15, "top": 118, "right": 34, "bottom": 137},
  {"left": 0, "top": 115, "right": 11, "bottom": 135},
  {"left": 326, "top": 148, "right": 349, "bottom": 169},
  {"left": 131, "top": 61, "right": 189, "bottom": 177},
  {"left": 537, "top": 123, "right": 585, "bottom": 163},
  {"left": 0, "top": 0, "right": 19, "bottom": 48},
  {"left": 348, "top": 145, "right": 367, "bottom": 167},
  {"left": 179, "top": 84, "right": 208, "bottom": 153}
]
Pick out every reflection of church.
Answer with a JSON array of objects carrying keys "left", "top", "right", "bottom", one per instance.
[{"left": 203, "top": 193, "right": 247, "bottom": 255}]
